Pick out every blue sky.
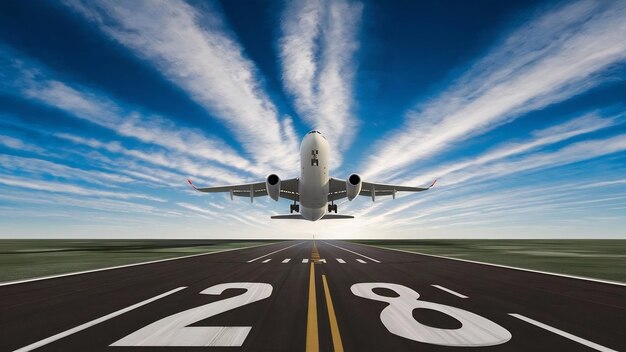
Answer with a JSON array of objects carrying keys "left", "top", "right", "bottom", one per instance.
[{"left": 0, "top": 0, "right": 625, "bottom": 239}]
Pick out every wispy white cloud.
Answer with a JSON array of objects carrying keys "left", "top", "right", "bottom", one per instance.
[
  {"left": 0, "top": 153, "right": 134, "bottom": 186},
  {"left": 402, "top": 113, "right": 621, "bottom": 186},
  {"left": 66, "top": 0, "right": 299, "bottom": 173},
  {"left": 446, "top": 133, "right": 626, "bottom": 186},
  {"left": 22, "top": 80, "right": 253, "bottom": 172},
  {"left": 55, "top": 133, "right": 245, "bottom": 184},
  {"left": 176, "top": 202, "right": 217, "bottom": 216},
  {"left": 362, "top": 0, "right": 626, "bottom": 180},
  {"left": 363, "top": 131, "right": 626, "bottom": 228},
  {"left": 0, "top": 189, "right": 166, "bottom": 216},
  {"left": 0, "top": 134, "right": 45, "bottom": 154},
  {"left": 578, "top": 179, "right": 626, "bottom": 189},
  {"left": 0, "top": 175, "right": 165, "bottom": 202},
  {"left": 279, "top": 0, "right": 362, "bottom": 160}
]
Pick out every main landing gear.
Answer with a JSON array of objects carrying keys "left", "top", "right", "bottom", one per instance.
[
  {"left": 328, "top": 193, "right": 338, "bottom": 213},
  {"left": 290, "top": 195, "right": 300, "bottom": 213}
]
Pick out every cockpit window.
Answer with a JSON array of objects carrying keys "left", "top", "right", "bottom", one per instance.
[{"left": 308, "top": 130, "right": 322, "bottom": 134}]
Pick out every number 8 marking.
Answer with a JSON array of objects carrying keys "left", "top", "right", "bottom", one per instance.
[{"left": 351, "top": 283, "right": 511, "bottom": 347}]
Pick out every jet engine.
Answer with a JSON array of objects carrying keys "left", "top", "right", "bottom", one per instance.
[
  {"left": 346, "top": 173, "right": 362, "bottom": 201},
  {"left": 266, "top": 174, "right": 281, "bottom": 201}
]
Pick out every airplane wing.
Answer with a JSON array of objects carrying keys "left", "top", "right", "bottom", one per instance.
[
  {"left": 329, "top": 177, "right": 436, "bottom": 201},
  {"left": 187, "top": 178, "right": 299, "bottom": 202}
]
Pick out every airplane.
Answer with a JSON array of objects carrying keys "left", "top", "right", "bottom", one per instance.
[{"left": 187, "top": 130, "right": 436, "bottom": 221}]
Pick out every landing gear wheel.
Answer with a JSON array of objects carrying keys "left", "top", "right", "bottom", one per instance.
[
  {"left": 290, "top": 204, "right": 300, "bottom": 213},
  {"left": 328, "top": 204, "right": 338, "bottom": 213}
]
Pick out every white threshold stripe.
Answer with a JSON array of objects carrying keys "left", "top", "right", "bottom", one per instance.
[
  {"left": 302, "top": 259, "right": 309, "bottom": 263},
  {"left": 0, "top": 242, "right": 278, "bottom": 287},
  {"left": 336, "top": 258, "right": 346, "bottom": 263},
  {"left": 357, "top": 243, "right": 626, "bottom": 287},
  {"left": 13, "top": 287, "right": 186, "bottom": 352},
  {"left": 282, "top": 258, "right": 291, "bottom": 263},
  {"left": 432, "top": 284, "right": 468, "bottom": 298},
  {"left": 356, "top": 259, "right": 366, "bottom": 264},
  {"left": 246, "top": 242, "right": 302, "bottom": 263},
  {"left": 509, "top": 313, "right": 618, "bottom": 352},
  {"left": 262, "top": 259, "right": 271, "bottom": 263},
  {"left": 323, "top": 241, "right": 381, "bottom": 263}
]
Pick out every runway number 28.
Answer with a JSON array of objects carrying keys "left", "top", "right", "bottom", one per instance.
[
  {"left": 111, "top": 282, "right": 272, "bottom": 347},
  {"left": 351, "top": 283, "right": 511, "bottom": 347}
]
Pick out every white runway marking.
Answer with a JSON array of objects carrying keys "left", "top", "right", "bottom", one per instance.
[
  {"left": 246, "top": 242, "right": 302, "bottom": 263},
  {"left": 323, "top": 242, "right": 381, "bottom": 263},
  {"left": 262, "top": 259, "right": 271, "bottom": 263},
  {"left": 336, "top": 259, "right": 346, "bottom": 263},
  {"left": 431, "top": 285, "right": 468, "bottom": 298},
  {"left": 12, "top": 287, "right": 186, "bottom": 352},
  {"left": 302, "top": 259, "right": 309, "bottom": 263},
  {"left": 282, "top": 258, "right": 291, "bottom": 263},
  {"left": 509, "top": 313, "right": 617, "bottom": 352},
  {"left": 356, "top": 259, "right": 367, "bottom": 264}
]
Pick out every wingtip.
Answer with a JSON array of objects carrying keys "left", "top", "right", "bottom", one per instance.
[
  {"left": 430, "top": 178, "right": 438, "bottom": 188},
  {"left": 187, "top": 178, "right": 197, "bottom": 190}
]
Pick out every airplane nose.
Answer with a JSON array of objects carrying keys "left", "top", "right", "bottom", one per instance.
[{"left": 306, "top": 130, "right": 326, "bottom": 141}]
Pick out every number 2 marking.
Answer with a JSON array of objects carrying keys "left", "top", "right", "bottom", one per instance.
[
  {"left": 111, "top": 282, "right": 272, "bottom": 347},
  {"left": 351, "top": 283, "right": 511, "bottom": 347}
]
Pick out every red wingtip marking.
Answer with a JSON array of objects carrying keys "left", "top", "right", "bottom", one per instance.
[
  {"left": 431, "top": 179, "right": 438, "bottom": 187},
  {"left": 187, "top": 179, "right": 197, "bottom": 190}
]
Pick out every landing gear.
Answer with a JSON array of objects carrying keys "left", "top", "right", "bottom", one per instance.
[
  {"left": 290, "top": 196, "right": 300, "bottom": 213},
  {"left": 328, "top": 193, "right": 337, "bottom": 213}
]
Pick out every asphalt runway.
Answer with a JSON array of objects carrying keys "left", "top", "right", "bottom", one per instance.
[{"left": 1, "top": 240, "right": 624, "bottom": 351}]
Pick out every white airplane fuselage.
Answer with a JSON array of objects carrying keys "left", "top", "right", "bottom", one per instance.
[{"left": 298, "top": 131, "right": 330, "bottom": 221}]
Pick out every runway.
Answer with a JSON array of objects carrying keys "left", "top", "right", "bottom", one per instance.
[{"left": 1, "top": 240, "right": 623, "bottom": 351}]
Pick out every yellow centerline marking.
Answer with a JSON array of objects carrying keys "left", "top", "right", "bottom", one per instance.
[
  {"left": 322, "top": 275, "right": 344, "bottom": 352},
  {"left": 306, "top": 262, "right": 319, "bottom": 352}
]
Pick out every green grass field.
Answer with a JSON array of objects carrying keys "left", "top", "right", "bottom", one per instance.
[
  {"left": 351, "top": 240, "right": 626, "bottom": 283},
  {"left": 0, "top": 239, "right": 277, "bottom": 283}
]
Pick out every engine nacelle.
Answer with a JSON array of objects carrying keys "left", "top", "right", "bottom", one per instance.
[
  {"left": 266, "top": 174, "right": 281, "bottom": 201},
  {"left": 346, "top": 173, "right": 362, "bottom": 201}
]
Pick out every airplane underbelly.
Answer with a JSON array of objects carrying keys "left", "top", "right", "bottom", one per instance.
[
  {"left": 300, "top": 182, "right": 327, "bottom": 208},
  {"left": 301, "top": 206, "right": 326, "bottom": 221},
  {"left": 299, "top": 131, "right": 329, "bottom": 217}
]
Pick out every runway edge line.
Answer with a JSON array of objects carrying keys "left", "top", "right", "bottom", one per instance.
[
  {"left": 0, "top": 241, "right": 282, "bottom": 287},
  {"left": 350, "top": 242, "right": 626, "bottom": 287},
  {"left": 12, "top": 287, "right": 187, "bottom": 352}
]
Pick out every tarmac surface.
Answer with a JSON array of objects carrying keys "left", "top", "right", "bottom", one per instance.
[{"left": 1, "top": 240, "right": 624, "bottom": 351}]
